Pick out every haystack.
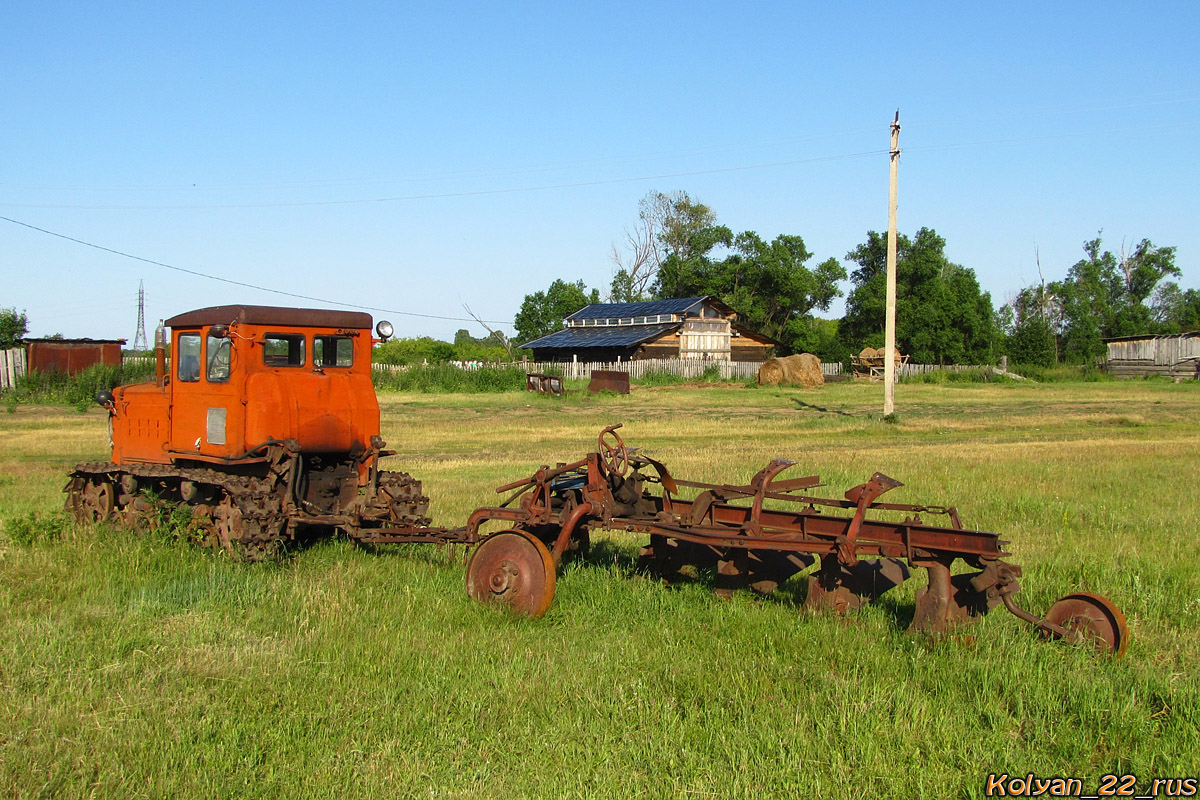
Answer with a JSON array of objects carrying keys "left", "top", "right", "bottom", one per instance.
[
  {"left": 858, "top": 346, "right": 903, "bottom": 363},
  {"left": 757, "top": 353, "right": 824, "bottom": 388}
]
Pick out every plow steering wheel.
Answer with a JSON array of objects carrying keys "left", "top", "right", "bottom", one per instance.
[{"left": 598, "top": 425, "right": 630, "bottom": 477}]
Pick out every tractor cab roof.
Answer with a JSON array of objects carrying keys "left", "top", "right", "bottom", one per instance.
[{"left": 164, "top": 305, "right": 373, "bottom": 330}]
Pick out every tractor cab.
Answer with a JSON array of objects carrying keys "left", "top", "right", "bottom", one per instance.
[{"left": 106, "top": 305, "right": 389, "bottom": 466}]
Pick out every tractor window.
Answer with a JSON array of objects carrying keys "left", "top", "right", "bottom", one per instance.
[
  {"left": 263, "top": 334, "right": 306, "bottom": 367},
  {"left": 207, "top": 334, "right": 231, "bottom": 382},
  {"left": 313, "top": 335, "right": 354, "bottom": 368},
  {"left": 177, "top": 333, "right": 201, "bottom": 382}
]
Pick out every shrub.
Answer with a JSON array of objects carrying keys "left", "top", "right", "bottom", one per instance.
[
  {"left": 5, "top": 511, "right": 66, "bottom": 546},
  {"left": 5, "top": 360, "right": 157, "bottom": 407},
  {"left": 372, "top": 364, "right": 527, "bottom": 393}
]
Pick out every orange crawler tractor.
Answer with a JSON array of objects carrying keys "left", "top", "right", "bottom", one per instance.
[{"left": 65, "top": 305, "right": 462, "bottom": 557}]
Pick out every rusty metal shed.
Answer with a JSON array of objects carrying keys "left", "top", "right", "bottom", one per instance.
[
  {"left": 1103, "top": 331, "right": 1200, "bottom": 379},
  {"left": 25, "top": 338, "right": 126, "bottom": 375}
]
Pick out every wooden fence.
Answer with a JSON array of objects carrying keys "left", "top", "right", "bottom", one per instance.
[
  {"left": 374, "top": 358, "right": 844, "bottom": 381},
  {"left": 118, "top": 352, "right": 1001, "bottom": 384},
  {"left": 1, "top": 348, "right": 26, "bottom": 390}
]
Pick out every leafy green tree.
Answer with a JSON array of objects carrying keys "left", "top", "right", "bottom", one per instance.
[
  {"left": 699, "top": 231, "right": 846, "bottom": 352},
  {"left": 374, "top": 337, "right": 456, "bottom": 365},
  {"left": 514, "top": 279, "right": 599, "bottom": 344},
  {"left": 1151, "top": 284, "right": 1200, "bottom": 332},
  {"left": 0, "top": 307, "right": 28, "bottom": 348},
  {"left": 999, "top": 285, "right": 1058, "bottom": 366},
  {"left": 789, "top": 317, "right": 851, "bottom": 363},
  {"left": 625, "top": 194, "right": 845, "bottom": 354},
  {"left": 452, "top": 329, "right": 508, "bottom": 362},
  {"left": 1007, "top": 316, "right": 1057, "bottom": 367},
  {"left": 839, "top": 228, "right": 997, "bottom": 364},
  {"left": 1051, "top": 236, "right": 1180, "bottom": 361},
  {"left": 650, "top": 193, "right": 733, "bottom": 299}
]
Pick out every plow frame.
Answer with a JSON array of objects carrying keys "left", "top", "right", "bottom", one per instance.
[{"left": 462, "top": 425, "right": 1129, "bottom": 656}]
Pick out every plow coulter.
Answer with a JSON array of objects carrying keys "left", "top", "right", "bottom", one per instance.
[{"left": 463, "top": 425, "right": 1129, "bottom": 657}]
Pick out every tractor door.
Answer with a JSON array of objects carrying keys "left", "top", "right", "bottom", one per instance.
[{"left": 169, "top": 328, "right": 245, "bottom": 459}]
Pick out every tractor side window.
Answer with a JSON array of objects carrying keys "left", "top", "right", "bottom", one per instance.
[
  {"left": 177, "top": 333, "right": 201, "bottom": 382},
  {"left": 313, "top": 335, "right": 354, "bottom": 367},
  {"left": 263, "top": 334, "right": 305, "bottom": 367},
  {"left": 207, "top": 334, "right": 231, "bottom": 382}
]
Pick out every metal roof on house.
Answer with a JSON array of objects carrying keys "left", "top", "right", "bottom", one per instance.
[
  {"left": 522, "top": 322, "right": 680, "bottom": 350},
  {"left": 566, "top": 297, "right": 716, "bottom": 321}
]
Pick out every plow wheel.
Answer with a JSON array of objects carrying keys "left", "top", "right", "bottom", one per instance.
[
  {"left": 466, "top": 530, "right": 556, "bottom": 617},
  {"left": 1042, "top": 593, "right": 1129, "bottom": 658},
  {"left": 67, "top": 476, "right": 116, "bottom": 523}
]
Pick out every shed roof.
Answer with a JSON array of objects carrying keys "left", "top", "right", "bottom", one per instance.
[
  {"left": 565, "top": 296, "right": 734, "bottom": 321},
  {"left": 24, "top": 338, "right": 126, "bottom": 345},
  {"left": 1102, "top": 330, "right": 1200, "bottom": 344},
  {"left": 165, "top": 305, "right": 373, "bottom": 330},
  {"left": 522, "top": 322, "right": 680, "bottom": 350}
]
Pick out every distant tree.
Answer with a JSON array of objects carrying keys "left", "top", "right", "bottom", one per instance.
[
  {"left": 1051, "top": 235, "right": 1180, "bottom": 361},
  {"left": 839, "top": 228, "right": 997, "bottom": 364},
  {"left": 452, "top": 328, "right": 508, "bottom": 362},
  {"left": 1007, "top": 316, "right": 1057, "bottom": 367},
  {"left": 514, "top": 279, "right": 599, "bottom": 345},
  {"left": 789, "top": 317, "right": 851, "bottom": 363},
  {"left": 700, "top": 231, "right": 846, "bottom": 352},
  {"left": 1151, "top": 284, "right": 1200, "bottom": 332},
  {"left": 648, "top": 192, "right": 733, "bottom": 299},
  {"left": 374, "top": 337, "right": 456, "bottom": 365},
  {"left": 0, "top": 307, "right": 29, "bottom": 348},
  {"left": 999, "top": 284, "right": 1059, "bottom": 366},
  {"left": 609, "top": 190, "right": 734, "bottom": 302}
]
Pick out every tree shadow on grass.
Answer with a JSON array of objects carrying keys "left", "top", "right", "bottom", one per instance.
[{"left": 791, "top": 399, "right": 855, "bottom": 416}]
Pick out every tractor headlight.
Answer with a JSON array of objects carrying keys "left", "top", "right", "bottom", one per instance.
[{"left": 375, "top": 320, "right": 394, "bottom": 341}]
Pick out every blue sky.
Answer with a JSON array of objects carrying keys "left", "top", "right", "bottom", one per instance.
[{"left": 2, "top": 1, "right": 1196, "bottom": 342}]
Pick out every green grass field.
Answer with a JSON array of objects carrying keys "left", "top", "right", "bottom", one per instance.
[{"left": 2, "top": 380, "right": 1198, "bottom": 798}]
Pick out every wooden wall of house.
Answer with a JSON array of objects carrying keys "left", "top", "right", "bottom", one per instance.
[
  {"left": 731, "top": 342, "right": 772, "bottom": 361},
  {"left": 530, "top": 346, "right": 639, "bottom": 363}
]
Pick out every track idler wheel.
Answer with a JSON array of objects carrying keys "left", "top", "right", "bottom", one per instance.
[
  {"left": 66, "top": 475, "right": 116, "bottom": 524},
  {"left": 1041, "top": 593, "right": 1129, "bottom": 658},
  {"left": 466, "top": 530, "right": 557, "bottom": 617}
]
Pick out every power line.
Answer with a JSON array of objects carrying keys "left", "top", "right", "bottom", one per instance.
[
  {"left": 0, "top": 214, "right": 514, "bottom": 325},
  {"left": 0, "top": 150, "right": 887, "bottom": 211}
]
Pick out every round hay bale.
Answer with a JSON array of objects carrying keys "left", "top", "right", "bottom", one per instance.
[
  {"left": 757, "top": 353, "right": 824, "bottom": 388},
  {"left": 757, "top": 359, "right": 785, "bottom": 386}
]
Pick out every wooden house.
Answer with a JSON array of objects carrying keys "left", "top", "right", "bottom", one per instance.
[{"left": 521, "top": 297, "right": 776, "bottom": 362}]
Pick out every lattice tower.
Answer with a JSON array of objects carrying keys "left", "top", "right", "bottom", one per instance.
[{"left": 132, "top": 280, "right": 148, "bottom": 351}]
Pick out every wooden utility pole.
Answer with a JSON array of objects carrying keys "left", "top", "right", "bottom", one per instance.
[{"left": 884, "top": 111, "right": 901, "bottom": 416}]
